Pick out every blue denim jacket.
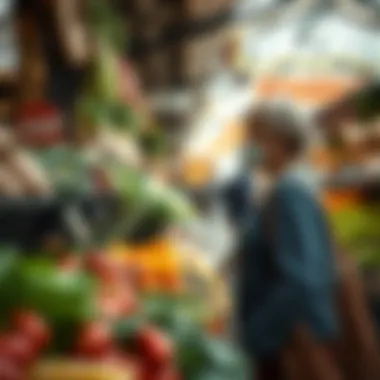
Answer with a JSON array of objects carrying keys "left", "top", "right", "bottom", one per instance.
[{"left": 236, "top": 176, "right": 338, "bottom": 357}]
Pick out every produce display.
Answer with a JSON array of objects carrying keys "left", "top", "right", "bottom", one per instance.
[
  {"left": 0, "top": 1, "right": 247, "bottom": 379},
  {"left": 321, "top": 88, "right": 380, "bottom": 271},
  {"left": 0, "top": 247, "right": 244, "bottom": 380}
]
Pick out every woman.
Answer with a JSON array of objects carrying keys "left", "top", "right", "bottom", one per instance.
[{"left": 237, "top": 102, "right": 341, "bottom": 380}]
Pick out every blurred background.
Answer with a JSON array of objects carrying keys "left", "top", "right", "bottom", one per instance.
[{"left": 0, "top": 0, "right": 380, "bottom": 379}]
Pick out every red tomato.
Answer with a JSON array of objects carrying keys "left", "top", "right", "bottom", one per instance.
[
  {"left": 11, "top": 311, "right": 50, "bottom": 351},
  {"left": 0, "top": 359, "right": 22, "bottom": 380},
  {"left": 75, "top": 322, "right": 113, "bottom": 359},
  {"left": 137, "top": 327, "right": 173, "bottom": 365},
  {"left": 0, "top": 333, "right": 37, "bottom": 368}
]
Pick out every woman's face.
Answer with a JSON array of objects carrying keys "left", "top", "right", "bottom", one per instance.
[
  {"left": 247, "top": 117, "right": 290, "bottom": 172},
  {"left": 257, "top": 132, "right": 288, "bottom": 173}
]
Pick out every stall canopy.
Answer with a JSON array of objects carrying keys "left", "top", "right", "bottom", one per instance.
[{"left": 242, "top": 10, "right": 380, "bottom": 76}]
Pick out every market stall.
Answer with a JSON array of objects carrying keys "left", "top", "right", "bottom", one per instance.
[{"left": 0, "top": 1, "right": 247, "bottom": 379}]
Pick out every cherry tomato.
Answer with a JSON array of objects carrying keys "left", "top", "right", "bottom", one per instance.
[
  {"left": 137, "top": 327, "right": 173, "bottom": 365},
  {"left": 0, "top": 333, "right": 37, "bottom": 368},
  {"left": 75, "top": 321, "right": 113, "bottom": 358},
  {"left": 0, "top": 359, "right": 22, "bottom": 380},
  {"left": 11, "top": 311, "right": 50, "bottom": 351}
]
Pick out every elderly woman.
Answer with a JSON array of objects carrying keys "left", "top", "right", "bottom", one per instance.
[{"left": 236, "top": 103, "right": 341, "bottom": 380}]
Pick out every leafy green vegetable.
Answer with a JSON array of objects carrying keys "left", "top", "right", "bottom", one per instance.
[
  {"left": 15, "top": 258, "right": 96, "bottom": 323},
  {"left": 176, "top": 330, "right": 248, "bottom": 380},
  {"left": 330, "top": 205, "right": 380, "bottom": 269},
  {"left": 105, "top": 164, "right": 194, "bottom": 241}
]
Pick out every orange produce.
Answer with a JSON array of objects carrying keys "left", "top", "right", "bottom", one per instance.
[{"left": 108, "top": 238, "right": 183, "bottom": 293}]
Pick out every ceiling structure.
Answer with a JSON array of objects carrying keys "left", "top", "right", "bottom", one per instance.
[{"left": 238, "top": 0, "right": 380, "bottom": 76}]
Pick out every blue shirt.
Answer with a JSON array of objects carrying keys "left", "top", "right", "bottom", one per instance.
[{"left": 236, "top": 175, "right": 338, "bottom": 357}]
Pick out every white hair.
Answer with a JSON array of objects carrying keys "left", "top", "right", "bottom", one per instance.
[{"left": 246, "top": 99, "right": 312, "bottom": 156}]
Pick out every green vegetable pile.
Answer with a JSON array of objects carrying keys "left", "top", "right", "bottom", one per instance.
[
  {"left": 0, "top": 249, "right": 248, "bottom": 379},
  {"left": 0, "top": 250, "right": 97, "bottom": 353},
  {"left": 106, "top": 163, "right": 194, "bottom": 242},
  {"left": 329, "top": 204, "right": 380, "bottom": 268}
]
